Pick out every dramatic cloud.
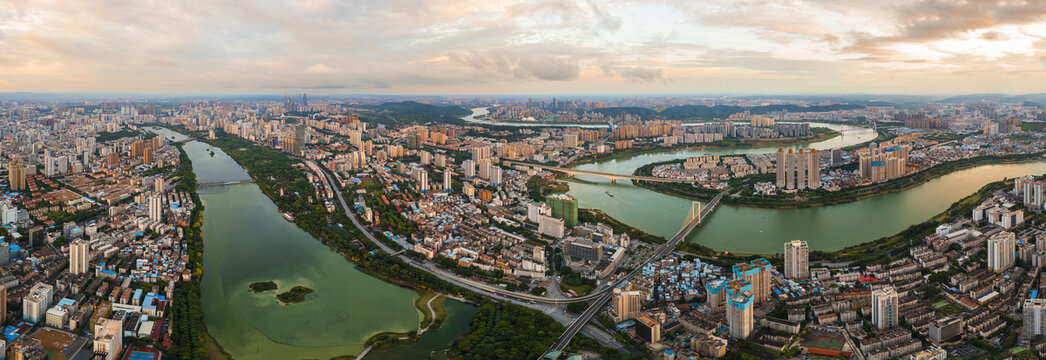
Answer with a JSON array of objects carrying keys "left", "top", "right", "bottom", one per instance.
[{"left": 3, "top": 0, "right": 1046, "bottom": 94}]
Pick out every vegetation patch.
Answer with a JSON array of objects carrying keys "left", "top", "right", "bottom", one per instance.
[
  {"left": 451, "top": 302, "right": 565, "bottom": 360},
  {"left": 276, "top": 286, "right": 314, "bottom": 304},
  {"left": 248, "top": 281, "right": 277, "bottom": 293}
]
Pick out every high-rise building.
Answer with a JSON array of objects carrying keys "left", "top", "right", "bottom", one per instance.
[
  {"left": 546, "top": 194, "right": 578, "bottom": 227},
  {"left": 462, "top": 160, "right": 476, "bottom": 178},
  {"left": 727, "top": 290, "right": 754, "bottom": 339},
  {"left": 294, "top": 124, "right": 306, "bottom": 154},
  {"left": 44, "top": 154, "right": 55, "bottom": 177},
  {"left": 563, "top": 237, "right": 602, "bottom": 263},
  {"left": 929, "top": 315, "right": 963, "bottom": 343},
  {"left": 0, "top": 285, "right": 6, "bottom": 325},
  {"left": 784, "top": 149, "right": 795, "bottom": 189},
  {"left": 0, "top": 243, "right": 9, "bottom": 265},
  {"left": 783, "top": 240, "right": 809, "bottom": 280},
  {"left": 471, "top": 145, "right": 491, "bottom": 161},
  {"left": 93, "top": 318, "right": 123, "bottom": 360},
  {"left": 417, "top": 169, "right": 429, "bottom": 192},
  {"left": 871, "top": 286, "right": 899, "bottom": 329},
  {"left": 28, "top": 226, "right": 45, "bottom": 249},
  {"left": 732, "top": 258, "right": 773, "bottom": 302},
  {"left": 564, "top": 133, "right": 579, "bottom": 148},
  {"left": 988, "top": 231, "right": 1016, "bottom": 273},
  {"left": 7, "top": 158, "right": 24, "bottom": 192},
  {"left": 775, "top": 148, "right": 786, "bottom": 188},
  {"left": 489, "top": 165, "right": 502, "bottom": 186},
  {"left": 131, "top": 140, "right": 146, "bottom": 158},
  {"left": 23, "top": 283, "right": 53, "bottom": 323},
  {"left": 148, "top": 194, "right": 164, "bottom": 223},
  {"left": 796, "top": 150, "right": 807, "bottom": 187},
  {"left": 634, "top": 314, "right": 661, "bottom": 344},
  {"left": 807, "top": 149, "right": 820, "bottom": 189},
  {"left": 612, "top": 288, "right": 642, "bottom": 323},
  {"left": 443, "top": 170, "right": 452, "bottom": 191},
  {"left": 477, "top": 159, "right": 491, "bottom": 179},
  {"left": 831, "top": 148, "right": 842, "bottom": 165},
  {"left": 70, "top": 239, "right": 89, "bottom": 275},
  {"left": 154, "top": 177, "right": 165, "bottom": 193},
  {"left": 1024, "top": 298, "right": 1046, "bottom": 340}
]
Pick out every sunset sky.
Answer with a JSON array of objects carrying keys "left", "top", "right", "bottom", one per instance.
[{"left": 3, "top": 0, "right": 1046, "bottom": 95}]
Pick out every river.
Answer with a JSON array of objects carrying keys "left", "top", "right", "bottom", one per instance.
[
  {"left": 148, "top": 127, "right": 477, "bottom": 360},
  {"left": 457, "top": 106, "right": 1046, "bottom": 254},
  {"left": 555, "top": 121, "right": 1045, "bottom": 253}
]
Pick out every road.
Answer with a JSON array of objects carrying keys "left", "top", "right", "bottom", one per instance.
[
  {"left": 311, "top": 160, "right": 724, "bottom": 354},
  {"left": 546, "top": 191, "right": 725, "bottom": 353},
  {"left": 309, "top": 161, "right": 630, "bottom": 350}
]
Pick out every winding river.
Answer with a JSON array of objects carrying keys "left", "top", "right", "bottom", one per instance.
[
  {"left": 149, "top": 128, "right": 476, "bottom": 360},
  {"left": 459, "top": 107, "right": 1046, "bottom": 254}
]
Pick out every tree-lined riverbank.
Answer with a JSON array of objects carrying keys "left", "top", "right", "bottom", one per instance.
[{"left": 632, "top": 152, "right": 1045, "bottom": 209}]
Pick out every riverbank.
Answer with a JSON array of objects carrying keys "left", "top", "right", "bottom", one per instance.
[
  {"left": 565, "top": 128, "right": 840, "bottom": 168},
  {"left": 159, "top": 126, "right": 628, "bottom": 359},
  {"left": 168, "top": 144, "right": 232, "bottom": 360},
  {"left": 583, "top": 177, "right": 1009, "bottom": 267},
  {"left": 632, "top": 152, "right": 1045, "bottom": 209},
  {"left": 148, "top": 126, "right": 455, "bottom": 359},
  {"left": 195, "top": 133, "right": 467, "bottom": 333}
]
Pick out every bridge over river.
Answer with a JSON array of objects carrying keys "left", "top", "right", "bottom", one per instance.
[
  {"left": 543, "top": 191, "right": 726, "bottom": 356},
  {"left": 504, "top": 160, "right": 698, "bottom": 183}
]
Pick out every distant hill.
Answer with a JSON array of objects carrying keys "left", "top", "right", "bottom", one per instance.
[
  {"left": 586, "top": 107, "right": 660, "bottom": 120},
  {"left": 358, "top": 101, "right": 471, "bottom": 125}
]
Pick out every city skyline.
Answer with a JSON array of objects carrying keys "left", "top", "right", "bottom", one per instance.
[{"left": 4, "top": 1, "right": 1046, "bottom": 95}]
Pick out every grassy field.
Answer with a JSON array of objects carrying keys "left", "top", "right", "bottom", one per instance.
[
  {"left": 414, "top": 291, "right": 449, "bottom": 330},
  {"left": 559, "top": 281, "right": 595, "bottom": 296}
]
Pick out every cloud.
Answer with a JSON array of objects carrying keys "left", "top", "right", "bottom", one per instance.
[
  {"left": 602, "top": 66, "right": 664, "bottom": 82},
  {"left": 846, "top": 0, "right": 1046, "bottom": 56},
  {"left": 306, "top": 63, "right": 332, "bottom": 74},
  {"left": 4, "top": 0, "right": 1046, "bottom": 94}
]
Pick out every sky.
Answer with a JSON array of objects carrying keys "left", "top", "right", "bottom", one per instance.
[{"left": 3, "top": 0, "right": 1046, "bottom": 95}]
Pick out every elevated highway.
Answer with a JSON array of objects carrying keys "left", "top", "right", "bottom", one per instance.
[{"left": 545, "top": 191, "right": 725, "bottom": 354}]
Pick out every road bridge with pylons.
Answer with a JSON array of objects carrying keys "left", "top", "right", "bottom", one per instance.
[
  {"left": 503, "top": 160, "right": 700, "bottom": 183},
  {"left": 542, "top": 191, "right": 726, "bottom": 356}
]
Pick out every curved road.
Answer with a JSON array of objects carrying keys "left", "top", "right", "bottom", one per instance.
[
  {"left": 311, "top": 160, "right": 604, "bottom": 304},
  {"left": 312, "top": 160, "right": 722, "bottom": 354}
]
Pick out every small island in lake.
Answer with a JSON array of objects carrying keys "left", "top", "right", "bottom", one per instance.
[
  {"left": 277, "top": 286, "right": 314, "bottom": 304},
  {"left": 248, "top": 281, "right": 277, "bottom": 293}
]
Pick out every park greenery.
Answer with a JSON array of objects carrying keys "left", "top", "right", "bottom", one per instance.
[
  {"left": 168, "top": 144, "right": 211, "bottom": 360},
  {"left": 451, "top": 302, "right": 566, "bottom": 360},
  {"left": 95, "top": 129, "right": 142, "bottom": 142},
  {"left": 527, "top": 175, "right": 569, "bottom": 200},
  {"left": 357, "top": 101, "right": 471, "bottom": 125}
]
